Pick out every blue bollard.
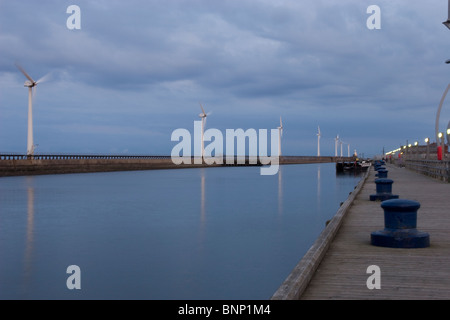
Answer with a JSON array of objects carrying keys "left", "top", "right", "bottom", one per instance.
[
  {"left": 375, "top": 166, "right": 386, "bottom": 171},
  {"left": 375, "top": 169, "right": 388, "bottom": 178},
  {"left": 371, "top": 199, "right": 430, "bottom": 248},
  {"left": 370, "top": 178, "right": 399, "bottom": 201}
]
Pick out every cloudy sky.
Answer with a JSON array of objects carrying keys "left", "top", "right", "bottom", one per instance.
[{"left": 1, "top": 0, "right": 450, "bottom": 157}]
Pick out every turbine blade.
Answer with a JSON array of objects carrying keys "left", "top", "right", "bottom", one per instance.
[
  {"left": 199, "top": 102, "right": 206, "bottom": 116},
  {"left": 280, "top": 116, "right": 283, "bottom": 127},
  {"left": 15, "top": 63, "right": 35, "bottom": 83},
  {"left": 36, "top": 72, "right": 51, "bottom": 84}
]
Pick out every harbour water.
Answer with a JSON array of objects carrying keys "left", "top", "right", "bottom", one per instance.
[{"left": 0, "top": 163, "right": 363, "bottom": 300}]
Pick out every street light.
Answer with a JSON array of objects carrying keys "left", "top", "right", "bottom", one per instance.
[
  {"left": 444, "top": 0, "right": 450, "bottom": 29},
  {"left": 425, "top": 138, "right": 430, "bottom": 160},
  {"left": 436, "top": 84, "right": 450, "bottom": 145},
  {"left": 438, "top": 132, "right": 444, "bottom": 160},
  {"left": 443, "top": 0, "right": 450, "bottom": 156},
  {"left": 447, "top": 122, "right": 450, "bottom": 145}
]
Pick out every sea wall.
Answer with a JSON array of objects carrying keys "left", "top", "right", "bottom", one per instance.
[
  {"left": 0, "top": 158, "right": 204, "bottom": 177},
  {"left": 0, "top": 156, "right": 355, "bottom": 177}
]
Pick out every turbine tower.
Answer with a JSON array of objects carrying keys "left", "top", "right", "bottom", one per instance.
[
  {"left": 198, "top": 103, "right": 209, "bottom": 159},
  {"left": 335, "top": 135, "right": 339, "bottom": 157},
  {"left": 278, "top": 116, "right": 283, "bottom": 157},
  {"left": 340, "top": 139, "right": 350, "bottom": 157},
  {"left": 317, "top": 126, "right": 321, "bottom": 157},
  {"left": 16, "top": 63, "right": 48, "bottom": 157}
]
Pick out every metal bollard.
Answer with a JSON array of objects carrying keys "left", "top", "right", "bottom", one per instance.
[
  {"left": 375, "top": 169, "right": 388, "bottom": 178},
  {"left": 370, "top": 178, "right": 399, "bottom": 201},
  {"left": 371, "top": 199, "right": 430, "bottom": 248}
]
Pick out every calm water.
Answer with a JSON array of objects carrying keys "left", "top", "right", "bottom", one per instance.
[{"left": 0, "top": 163, "right": 363, "bottom": 300}]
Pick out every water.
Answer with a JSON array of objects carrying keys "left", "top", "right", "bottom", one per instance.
[{"left": 0, "top": 163, "right": 363, "bottom": 300}]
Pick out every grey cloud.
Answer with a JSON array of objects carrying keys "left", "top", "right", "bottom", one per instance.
[{"left": 2, "top": 0, "right": 450, "bottom": 156}]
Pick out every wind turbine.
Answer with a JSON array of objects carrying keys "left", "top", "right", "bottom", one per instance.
[
  {"left": 341, "top": 140, "right": 351, "bottom": 157},
  {"left": 335, "top": 135, "right": 339, "bottom": 157},
  {"left": 277, "top": 116, "right": 283, "bottom": 157},
  {"left": 317, "top": 126, "right": 321, "bottom": 157},
  {"left": 198, "top": 102, "right": 210, "bottom": 159},
  {"left": 16, "top": 63, "right": 48, "bottom": 157}
]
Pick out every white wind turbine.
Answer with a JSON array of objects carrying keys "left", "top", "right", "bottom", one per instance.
[
  {"left": 317, "top": 126, "right": 321, "bottom": 157},
  {"left": 198, "top": 102, "right": 211, "bottom": 159},
  {"left": 277, "top": 116, "right": 283, "bottom": 157},
  {"left": 340, "top": 139, "right": 350, "bottom": 157},
  {"left": 335, "top": 135, "right": 339, "bottom": 157},
  {"left": 16, "top": 63, "right": 49, "bottom": 157}
]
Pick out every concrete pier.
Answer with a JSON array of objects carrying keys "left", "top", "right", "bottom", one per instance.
[
  {"left": 272, "top": 164, "right": 450, "bottom": 300},
  {"left": 0, "top": 155, "right": 355, "bottom": 177}
]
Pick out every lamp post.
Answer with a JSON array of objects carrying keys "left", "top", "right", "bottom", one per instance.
[
  {"left": 436, "top": 85, "right": 450, "bottom": 149},
  {"left": 447, "top": 122, "right": 450, "bottom": 146},
  {"left": 438, "top": 132, "right": 444, "bottom": 160},
  {"left": 414, "top": 141, "right": 418, "bottom": 158},
  {"left": 446, "top": 128, "right": 450, "bottom": 158},
  {"left": 443, "top": 1, "right": 450, "bottom": 157},
  {"left": 425, "top": 138, "right": 430, "bottom": 160},
  {"left": 444, "top": 0, "right": 450, "bottom": 29}
]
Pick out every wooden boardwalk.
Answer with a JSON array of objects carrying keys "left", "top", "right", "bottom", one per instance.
[{"left": 300, "top": 164, "right": 450, "bottom": 300}]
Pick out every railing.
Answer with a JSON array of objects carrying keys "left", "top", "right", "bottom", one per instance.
[
  {"left": 0, "top": 153, "right": 171, "bottom": 160},
  {"left": 402, "top": 159, "right": 450, "bottom": 183},
  {"left": 0, "top": 154, "right": 355, "bottom": 162}
]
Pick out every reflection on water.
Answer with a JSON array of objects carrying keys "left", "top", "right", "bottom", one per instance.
[
  {"left": 200, "top": 168, "right": 206, "bottom": 227},
  {"left": 317, "top": 164, "right": 321, "bottom": 214},
  {"left": 24, "top": 177, "right": 34, "bottom": 290},
  {"left": 278, "top": 166, "right": 283, "bottom": 216},
  {"left": 0, "top": 163, "right": 363, "bottom": 300}
]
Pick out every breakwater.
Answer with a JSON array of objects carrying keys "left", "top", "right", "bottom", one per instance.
[{"left": 0, "top": 155, "right": 354, "bottom": 177}]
